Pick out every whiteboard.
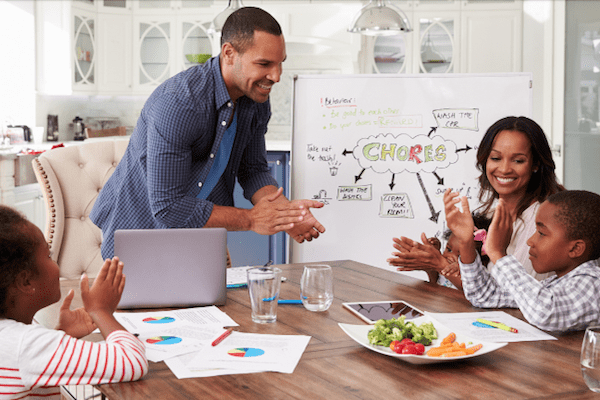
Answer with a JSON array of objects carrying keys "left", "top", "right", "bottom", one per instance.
[{"left": 290, "top": 73, "right": 532, "bottom": 280}]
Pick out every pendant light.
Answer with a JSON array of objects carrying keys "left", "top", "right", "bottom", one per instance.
[
  {"left": 207, "top": 0, "right": 245, "bottom": 36},
  {"left": 421, "top": 32, "right": 445, "bottom": 64},
  {"left": 348, "top": 0, "right": 412, "bottom": 36}
]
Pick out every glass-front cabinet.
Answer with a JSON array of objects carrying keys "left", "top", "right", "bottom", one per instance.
[
  {"left": 134, "top": 17, "right": 175, "bottom": 90},
  {"left": 368, "top": 12, "right": 457, "bottom": 74},
  {"left": 418, "top": 18, "right": 455, "bottom": 73},
  {"left": 179, "top": 20, "right": 212, "bottom": 71},
  {"left": 133, "top": 15, "right": 213, "bottom": 92},
  {"left": 66, "top": 2, "right": 214, "bottom": 94},
  {"left": 72, "top": 8, "right": 96, "bottom": 91}
]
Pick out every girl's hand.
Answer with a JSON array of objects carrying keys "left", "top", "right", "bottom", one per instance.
[
  {"left": 56, "top": 289, "right": 97, "bottom": 338},
  {"left": 486, "top": 199, "right": 513, "bottom": 264},
  {"left": 81, "top": 257, "right": 126, "bottom": 317}
]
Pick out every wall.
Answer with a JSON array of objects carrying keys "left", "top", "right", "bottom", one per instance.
[{"left": 0, "top": 0, "right": 36, "bottom": 131}]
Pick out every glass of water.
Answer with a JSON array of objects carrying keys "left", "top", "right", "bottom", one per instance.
[
  {"left": 581, "top": 326, "right": 600, "bottom": 392},
  {"left": 300, "top": 264, "right": 334, "bottom": 312}
]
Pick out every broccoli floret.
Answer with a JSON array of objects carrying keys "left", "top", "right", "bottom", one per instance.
[{"left": 367, "top": 318, "right": 437, "bottom": 347}]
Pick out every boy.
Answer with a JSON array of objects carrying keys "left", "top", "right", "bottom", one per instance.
[{"left": 444, "top": 189, "right": 600, "bottom": 332}]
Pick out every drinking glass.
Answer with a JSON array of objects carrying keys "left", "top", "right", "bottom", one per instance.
[
  {"left": 581, "top": 325, "right": 600, "bottom": 392},
  {"left": 300, "top": 264, "right": 334, "bottom": 312},
  {"left": 247, "top": 266, "right": 282, "bottom": 323}
]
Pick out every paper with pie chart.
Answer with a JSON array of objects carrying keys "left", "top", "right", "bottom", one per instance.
[
  {"left": 114, "top": 306, "right": 238, "bottom": 333},
  {"left": 113, "top": 307, "right": 237, "bottom": 362},
  {"left": 189, "top": 331, "right": 311, "bottom": 373}
]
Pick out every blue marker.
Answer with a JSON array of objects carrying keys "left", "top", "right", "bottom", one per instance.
[{"left": 277, "top": 299, "right": 303, "bottom": 304}]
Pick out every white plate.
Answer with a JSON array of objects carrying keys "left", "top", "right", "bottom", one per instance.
[{"left": 339, "top": 315, "right": 508, "bottom": 365}]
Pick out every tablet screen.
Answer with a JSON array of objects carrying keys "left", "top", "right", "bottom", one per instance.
[{"left": 344, "top": 301, "right": 423, "bottom": 323}]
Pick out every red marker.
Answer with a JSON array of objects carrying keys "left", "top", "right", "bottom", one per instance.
[{"left": 211, "top": 328, "right": 233, "bottom": 347}]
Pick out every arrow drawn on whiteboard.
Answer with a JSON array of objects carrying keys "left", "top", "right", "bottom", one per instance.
[
  {"left": 432, "top": 172, "right": 444, "bottom": 185},
  {"left": 456, "top": 144, "right": 473, "bottom": 153},
  {"left": 389, "top": 173, "right": 396, "bottom": 190},
  {"left": 427, "top": 126, "right": 438, "bottom": 137},
  {"left": 355, "top": 168, "right": 365, "bottom": 183},
  {"left": 416, "top": 172, "right": 441, "bottom": 223},
  {"left": 342, "top": 149, "right": 353, "bottom": 156}
]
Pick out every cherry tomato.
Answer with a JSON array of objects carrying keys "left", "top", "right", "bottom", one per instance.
[
  {"left": 390, "top": 340, "right": 404, "bottom": 354},
  {"left": 414, "top": 343, "right": 425, "bottom": 355},
  {"left": 399, "top": 338, "right": 414, "bottom": 346},
  {"left": 401, "top": 345, "right": 418, "bottom": 355}
]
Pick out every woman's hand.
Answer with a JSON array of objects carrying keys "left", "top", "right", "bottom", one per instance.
[
  {"left": 56, "top": 289, "right": 97, "bottom": 339},
  {"left": 486, "top": 198, "right": 513, "bottom": 264},
  {"left": 387, "top": 232, "right": 446, "bottom": 272},
  {"left": 443, "top": 188, "right": 476, "bottom": 264}
]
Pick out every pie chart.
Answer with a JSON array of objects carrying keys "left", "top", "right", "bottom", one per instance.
[
  {"left": 227, "top": 347, "right": 265, "bottom": 358},
  {"left": 143, "top": 316, "right": 175, "bottom": 324},
  {"left": 146, "top": 336, "right": 182, "bottom": 345}
]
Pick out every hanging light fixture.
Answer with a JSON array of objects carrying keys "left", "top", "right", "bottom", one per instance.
[
  {"left": 207, "top": 0, "right": 245, "bottom": 36},
  {"left": 348, "top": 0, "right": 412, "bottom": 36},
  {"left": 421, "top": 32, "right": 445, "bottom": 64}
]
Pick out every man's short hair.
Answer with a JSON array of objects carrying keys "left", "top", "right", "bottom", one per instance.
[
  {"left": 547, "top": 190, "right": 600, "bottom": 260},
  {"left": 220, "top": 7, "right": 282, "bottom": 53}
]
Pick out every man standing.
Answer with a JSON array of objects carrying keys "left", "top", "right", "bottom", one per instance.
[{"left": 91, "top": 7, "right": 325, "bottom": 259}]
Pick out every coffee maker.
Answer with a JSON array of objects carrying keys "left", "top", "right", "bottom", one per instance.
[{"left": 73, "top": 116, "right": 86, "bottom": 141}]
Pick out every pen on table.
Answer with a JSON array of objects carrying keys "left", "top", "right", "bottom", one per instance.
[
  {"left": 476, "top": 318, "right": 518, "bottom": 333},
  {"left": 226, "top": 283, "right": 247, "bottom": 289},
  {"left": 277, "top": 299, "right": 303, "bottom": 304},
  {"left": 211, "top": 328, "right": 233, "bottom": 347}
]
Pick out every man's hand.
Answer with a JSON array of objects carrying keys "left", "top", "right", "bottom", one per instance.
[
  {"left": 55, "top": 289, "right": 96, "bottom": 339},
  {"left": 247, "top": 187, "right": 310, "bottom": 235},
  {"left": 284, "top": 199, "right": 326, "bottom": 243}
]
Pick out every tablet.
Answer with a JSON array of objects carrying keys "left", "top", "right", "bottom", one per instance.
[{"left": 343, "top": 301, "right": 424, "bottom": 324}]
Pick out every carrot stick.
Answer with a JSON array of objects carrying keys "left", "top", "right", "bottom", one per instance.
[
  {"left": 442, "top": 350, "right": 468, "bottom": 357},
  {"left": 441, "top": 332, "right": 456, "bottom": 345},
  {"left": 465, "top": 344, "right": 483, "bottom": 355}
]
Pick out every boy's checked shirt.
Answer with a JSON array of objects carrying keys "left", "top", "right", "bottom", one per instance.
[{"left": 460, "top": 254, "right": 600, "bottom": 332}]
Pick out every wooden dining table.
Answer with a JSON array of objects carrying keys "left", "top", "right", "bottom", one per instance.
[{"left": 39, "top": 260, "right": 598, "bottom": 400}]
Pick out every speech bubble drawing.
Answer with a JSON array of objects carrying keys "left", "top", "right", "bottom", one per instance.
[
  {"left": 432, "top": 108, "right": 479, "bottom": 131},
  {"left": 353, "top": 133, "right": 459, "bottom": 174}
]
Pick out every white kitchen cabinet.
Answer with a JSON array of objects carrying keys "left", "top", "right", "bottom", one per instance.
[
  {"left": 133, "top": 14, "right": 213, "bottom": 93},
  {"left": 460, "top": 9, "right": 522, "bottom": 73},
  {"left": 72, "top": 5, "right": 97, "bottom": 92},
  {"left": 177, "top": 18, "right": 213, "bottom": 72},
  {"left": 97, "top": 13, "right": 133, "bottom": 93},
  {"left": 132, "top": 0, "right": 210, "bottom": 14},
  {"left": 97, "top": 0, "right": 132, "bottom": 13},
  {"left": 13, "top": 184, "right": 47, "bottom": 233},
  {"left": 133, "top": 15, "right": 176, "bottom": 92},
  {"left": 363, "top": 0, "right": 521, "bottom": 75}
]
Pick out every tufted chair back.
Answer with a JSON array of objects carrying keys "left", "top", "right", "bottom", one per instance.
[{"left": 32, "top": 139, "right": 130, "bottom": 279}]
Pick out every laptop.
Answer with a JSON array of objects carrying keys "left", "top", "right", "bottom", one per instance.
[{"left": 114, "top": 228, "right": 228, "bottom": 309}]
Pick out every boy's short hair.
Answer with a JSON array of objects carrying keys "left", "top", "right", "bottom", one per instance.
[
  {"left": 546, "top": 190, "right": 600, "bottom": 260},
  {"left": 0, "top": 205, "right": 38, "bottom": 315},
  {"left": 221, "top": 7, "right": 282, "bottom": 53}
]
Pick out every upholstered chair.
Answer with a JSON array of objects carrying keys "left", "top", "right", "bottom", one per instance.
[{"left": 32, "top": 138, "right": 130, "bottom": 279}]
